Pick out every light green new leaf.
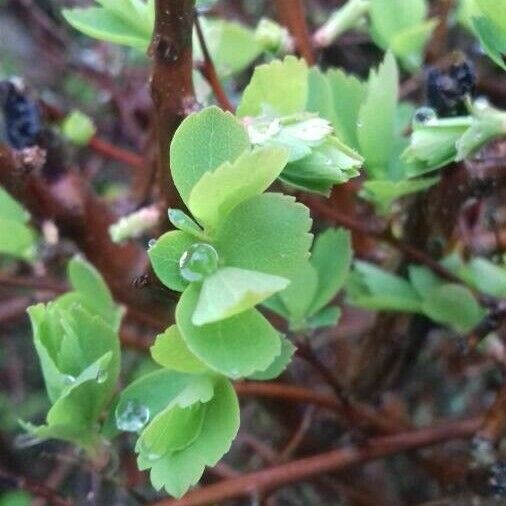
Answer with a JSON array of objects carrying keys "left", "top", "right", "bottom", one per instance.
[
  {"left": 177, "top": 284, "right": 281, "bottom": 378},
  {"left": 237, "top": 56, "right": 308, "bottom": 117},
  {"left": 168, "top": 209, "right": 207, "bottom": 239},
  {"left": 0, "top": 218, "right": 35, "bottom": 260},
  {"left": 192, "top": 267, "right": 289, "bottom": 326},
  {"left": 463, "top": 258, "right": 506, "bottom": 298},
  {"left": 138, "top": 378, "right": 239, "bottom": 498},
  {"left": 308, "top": 228, "right": 352, "bottom": 316},
  {"left": 307, "top": 306, "right": 341, "bottom": 329},
  {"left": 62, "top": 8, "right": 150, "bottom": 50},
  {"left": 421, "top": 284, "right": 485, "bottom": 333},
  {"left": 68, "top": 255, "right": 121, "bottom": 329},
  {"left": 306, "top": 68, "right": 337, "bottom": 126},
  {"left": 248, "top": 336, "right": 296, "bottom": 381},
  {"left": 360, "top": 177, "right": 439, "bottom": 214},
  {"left": 326, "top": 69, "right": 367, "bottom": 150},
  {"left": 148, "top": 231, "right": 196, "bottom": 292},
  {"left": 347, "top": 261, "right": 422, "bottom": 312},
  {"left": 188, "top": 147, "right": 288, "bottom": 230},
  {"left": 215, "top": 193, "right": 313, "bottom": 280},
  {"left": 170, "top": 106, "right": 250, "bottom": 205},
  {"left": 137, "top": 402, "right": 207, "bottom": 457},
  {"left": 151, "top": 326, "right": 208, "bottom": 374},
  {"left": 408, "top": 265, "right": 443, "bottom": 299},
  {"left": 473, "top": 0, "right": 506, "bottom": 68},
  {"left": 0, "top": 187, "right": 29, "bottom": 222},
  {"left": 358, "top": 52, "right": 399, "bottom": 178}
]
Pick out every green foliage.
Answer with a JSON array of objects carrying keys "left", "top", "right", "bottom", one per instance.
[
  {"left": 369, "top": 0, "right": 436, "bottom": 71},
  {"left": 472, "top": 0, "right": 506, "bottom": 70},
  {"left": 24, "top": 256, "right": 121, "bottom": 453},
  {"left": 62, "top": 0, "right": 154, "bottom": 50},
  {"left": 0, "top": 188, "right": 36, "bottom": 260},
  {"left": 346, "top": 260, "right": 486, "bottom": 332},
  {"left": 0, "top": 492, "right": 31, "bottom": 506},
  {"left": 265, "top": 228, "right": 352, "bottom": 330},
  {"left": 61, "top": 110, "right": 96, "bottom": 146}
]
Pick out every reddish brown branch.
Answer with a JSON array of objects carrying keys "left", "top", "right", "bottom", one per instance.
[
  {"left": 150, "top": 0, "right": 197, "bottom": 214},
  {"left": 88, "top": 137, "right": 145, "bottom": 171},
  {"left": 275, "top": 0, "right": 315, "bottom": 65},
  {"left": 153, "top": 417, "right": 481, "bottom": 506},
  {"left": 194, "top": 14, "right": 234, "bottom": 112}
]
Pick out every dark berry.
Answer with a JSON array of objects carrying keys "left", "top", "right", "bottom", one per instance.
[{"left": 1, "top": 80, "right": 41, "bottom": 149}]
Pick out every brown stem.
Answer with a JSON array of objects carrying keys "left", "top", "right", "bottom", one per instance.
[
  {"left": 150, "top": 0, "right": 197, "bottom": 215},
  {"left": 88, "top": 137, "right": 145, "bottom": 171},
  {"left": 275, "top": 0, "right": 315, "bottom": 65},
  {"left": 194, "top": 14, "right": 234, "bottom": 112},
  {"left": 152, "top": 417, "right": 481, "bottom": 506}
]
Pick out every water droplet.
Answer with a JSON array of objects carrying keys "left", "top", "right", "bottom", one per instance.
[
  {"left": 14, "top": 433, "right": 43, "bottom": 449},
  {"left": 139, "top": 439, "right": 163, "bottom": 462},
  {"left": 96, "top": 369, "right": 108, "bottom": 384},
  {"left": 413, "top": 107, "right": 437, "bottom": 125},
  {"left": 148, "top": 239, "right": 157, "bottom": 249},
  {"left": 62, "top": 374, "right": 76, "bottom": 386},
  {"left": 356, "top": 121, "right": 363, "bottom": 128},
  {"left": 116, "top": 400, "right": 150, "bottom": 432},
  {"left": 179, "top": 243, "right": 219, "bottom": 282}
]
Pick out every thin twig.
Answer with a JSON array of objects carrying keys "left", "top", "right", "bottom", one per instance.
[
  {"left": 152, "top": 416, "right": 481, "bottom": 506},
  {"left": 88, "top": 137, "right": 145, "bottom": 171},
  {"left": 194, "top": 14, "right": 235, "bottom": 112}
]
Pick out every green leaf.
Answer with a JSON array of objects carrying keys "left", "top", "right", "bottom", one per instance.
[
  {"left": 247, "top": 336, "right": 295, "bottom": 380},
  {"left": 306, "top": 68, "right": 337, "bottom": 126},
  {"left": 0, "top": 492, "right": 31, "bottom": 506},
  {"left": 138, "top": 378, "right": 239, "bottom": 498},
  {"left": 68, "top": 255, "right": 121, "bottom": 329},
  {"left": 308, "top": 228, "right": 352, "bottom": 316},
  {"left": 279, "top": 263, "right": 319, "bottom": 323},
  {"left": 170, "top": 106, "right": 250, "bottom": 205},
  {"left": 197, "top": 18, "right": 262, "bottom": 76},
  {"left": 0, "top": 187, "right": 29, "bottom": 222},
  {"left": 421, "top": 284, "right": 485, "bottom": 332},
  {"left": 462, "top": 258, "right": 506, "bottom": 298},
  {"left": 408, "top": 265, "right": 443, "bottom": 298},
  {"left": 237, "top": 56, "right": 308, "bottom": 117},
  {"left": 326, "top": 69, "right": 367, "bottom": 150},
  {"left": 192, "top": 267, "right": 289, "bottom": 326},
  {"left": 151, "top": 326, "right": 209, "bottom": 374},
  {"left": 0, "top": 218, "right": 35, "bottom": 260},
  {"left": 62, "top": 7, "right": 150, "bottom": 50},
  {"left": 137, "top": 402, "right": 206, "bottom": 458},
  {"left": 307, "top": 306, "right": 341, "bottom": 329},
  {"left": 188, "top": 147, "right": 288, "bottom": 230},
  {"left": 148, "top": 231, "right": 196, "bottom": 292},
  {"left": 360, "top": 177, "right": 439, "bottom": 214},
  {"left": 473, "top": 0, "right": 506, "bottom": 67},
  {"left": 215, "top": 193, "right": 313, "bottom": 280},
  {"left": 61, "top": 110, "right": 96, "bottom": 146},
  {"left": 176, "top": 284, "right": 281, "bottom": 378},
  {"left": 168, "top": 209, "right": 207, "bottom": 239},
  {"left": 357, "top": 52, "right": 399, "bottom": 178},
  {"left": 347, "top": 261, "right": 422, "bottom": 312},
  {"left": 281, "top": 136, "right": 362, "bottom": 196}
]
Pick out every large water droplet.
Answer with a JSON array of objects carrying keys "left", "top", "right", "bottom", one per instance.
[
  {"left": 116, "top": 400, "right": 150, "bottom": 433},
  {"left": 62, "top": 374, "right": 76, "bottom": 386},
  {"left": 148, "top": 239, "right": 157, "bottom": 249},
  {"left": 474, "top": 96, "right": 490, "bottom": 111},
  {"left": 413, "top": 107, "right": 437, "bottom": 125},
  {"left": 179, "top": 243, "right": 219, "bottom": 282}
]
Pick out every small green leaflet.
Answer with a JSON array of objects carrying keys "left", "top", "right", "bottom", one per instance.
[
  {"left": 151, "top": 326, "right": 209, "bottom": 374},
  {"left": 62, "top": 0, "right": 153, "bottom": 50},
  {"left": 421, "top": 284, "right": 485, "bottom": 333},
  {"left": 176, "top": 284, "right": 282, "bottom": 379},
  {"left": 136, "top": 377, "right": 239, "bottom": 498},
  {"left": 188, "top": 146, "right": 289, "bottom": 230},
  {"left": 148, "top": 231, "right": 196, "bottom": 292},
  {"left": 61, "top": 110, "right": 96, "bottom": 146},
  {"left": 170, "top": 106, "right": 250, "bottom": 206},
  {"left": 237, "top": 56, "right": 308, "bottom": 117},
  {"left": 192, "top": 267, "right": 289, "bottom": 326},
  {"left": 0, "top": 187, "right": 36, "bottom": 260},
  {"left": 247, "top": 336, "right": 296, "bottom": 381},
  {"left": 472, "top": 0, "right": 506, "bottom": 71}
]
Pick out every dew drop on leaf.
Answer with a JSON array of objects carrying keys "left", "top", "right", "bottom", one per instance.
[
  {"left": 179, "top": 243, "right": 219, "bottom": 282},
  {"left": 474, "top": 96, "right": 490, "bottom": 111},
  {"left": 62, "top": 374, "right": 76, "bottom": 386},
  {"left": 413, "top": 107, "right": 437, "bottom": 125},
  {"left": 116, "top": 400, "right": 150, "bottom": 432},
  {"left": 148, "top": 239, "right": 157, "bottom": 249}
]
